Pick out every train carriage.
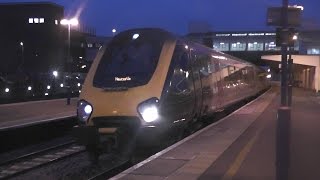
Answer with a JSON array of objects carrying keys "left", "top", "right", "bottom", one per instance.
[{"left": 72, "top": 28, "right": 269, "bottom": 161}]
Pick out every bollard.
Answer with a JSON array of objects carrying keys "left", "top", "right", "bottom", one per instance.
[{"left": 276, "top": 106, "right": 291, "bottom": 180}]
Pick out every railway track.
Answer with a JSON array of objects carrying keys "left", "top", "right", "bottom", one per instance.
[{"left": 0, "top": 140, "right": 85, "bottom": 179}]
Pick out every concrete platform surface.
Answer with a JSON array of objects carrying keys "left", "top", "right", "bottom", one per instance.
[
  {"left": 112, "top": 87, "right": 278, "bottom": 180},
  {"left": 0, "top": 98, "right": 77, "bottom": 130}
]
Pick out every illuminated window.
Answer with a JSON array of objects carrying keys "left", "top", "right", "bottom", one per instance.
[
  {"left": 230, "top": 42, "right": 246, "bottom": 51},
  {"left": 248, "top": 42, "right": 263, "bottom": 51},
  {"left": 213, "top": 42, "right": 229, "bottom": 51},
  {"left": 307, "top": 48, "right": 320, "bottom": 55},
  {"left": 87, "top": 43, "right": 93, "bottom": 48},
  {"left": 39, "top": 18, "right": 44, "bottom": 23},
  {"left": 28, "top": 18, "right": 33, "bottom": 23},
  {"left": 34, "top": 18, "right": 39, "bottom": 23},
  {"left": 265, "top": 42, "right": 280, "bottom": 51}
]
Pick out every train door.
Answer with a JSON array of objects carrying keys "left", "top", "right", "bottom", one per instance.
[
  {"left": 189, "top": 49, "right": 203, "bottom": 118},
  {"left": 212, "top": 59, "right": 223, "bottom": 111}
]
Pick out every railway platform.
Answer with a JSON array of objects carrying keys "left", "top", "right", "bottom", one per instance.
[
  {"left": 112, "top": 87, "right": 320, "bottom": 180},
  {"left": 0, "top": 98, "right": 77, "bottom": 130}
]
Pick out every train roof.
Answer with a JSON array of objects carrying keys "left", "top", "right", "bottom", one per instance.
[{"left": 116, "top": 28, "right": 264, "bottom": 71}]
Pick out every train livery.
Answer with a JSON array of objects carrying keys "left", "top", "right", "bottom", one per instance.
[{"left": 72, "top": 28, "right": 269, "bottom": 161}]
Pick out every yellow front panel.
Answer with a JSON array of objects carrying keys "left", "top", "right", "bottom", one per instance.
[{"left": 80, "top": 39, "right": 176, "bottom": 124}]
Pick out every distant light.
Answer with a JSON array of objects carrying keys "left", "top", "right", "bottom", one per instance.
[
  {"left": 185, "top": 45, "right": 189, "bottom": 49},
  {"left": 45, "top": 93, "right": 49, "bottom": 96},
  {"left": 236, "top": 42, "right": 241, "bottom": 44},
  {"left": 77, "top": 83, "right": 81, "bottom": 87},
  {"left": 55, "top": 20, "right": 58, "bottom": 25},
  {"left": 47, "top": 85, "right": 51, "bottom": 90},
  {"left": 267, "top": 68, "right": 270, "bottom": 72},
  {"left": 186, "top": 71, "right": 189, "bottom": 78},
  {"left": 290, "top": 5, "right": 304, "bottom": 11},
  {"left": 5, "top": 88, "right": 9, "bottom": 93},
  {"left": 29, "top": 18, "right": 33, "bottom": 24},
  {"left": 39, "top": 18, "right": 44, "bottom": 23},
  {"left": 293, "top": 34, "right": 298, "bottom": 40},
  {"left": 81, "top": 65, "right": 86, "bottom": 69},
  {"left": 267, "top": 74, "right": 272, "bottom": 79},
  {"left": 52, "top": 71, "right": 58, "bottom": 77},
  {"left": 79, "top": 56, "right": 83, "bottom": 59},
  {"left": 76, "top": 76, "right": 79, "bottom": 79},
  {"left": 20, "top": 42, "right": 23, "bottom": 46},
  {"left": 132, "top": 33, "right": 139, "bottom": 40},
  {"left": 60, "top": 18, "right": 78, "bottom": 26},
  {"left": 220, "top": 42, "right": 225, "bottom": 45},
  {"left": 60, "top": 19, "right": 68, "bottom": 25},
  {"left": 254, "top": 42, "right": 258, "bottom": 44},
  {"left": 69, "top": 18, "right": 79, "bottom": 26},
  {"left": 27, "top": 86, "right": 32, "bottom": 91},
  {"left": 79, "top": 90, "right": 81, "bottom": 93},
  {"left": 112, "top": 29, "right": 116, "bottom": 33},
  {"left": 60, "top": 83, "right": 64, "bottom": 88}
]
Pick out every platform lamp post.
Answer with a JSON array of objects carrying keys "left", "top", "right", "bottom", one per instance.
[
  {"left": 288, "top": 34, "right": 298, "bottom": 106},
  {"left": 60, "top": 18, "right": 79, "bottom": 105},
  {"left": 52, "top": 70, "right": 58, "bottom": 96},
  {"left": 19, "top": 42, "right": 24, "bottom": 70},
  {"left": 267, "top": 2, "right": 303, "bottom": 180}
]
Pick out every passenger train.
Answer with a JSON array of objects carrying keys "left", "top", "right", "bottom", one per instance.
[{"left": 72, "top": 28, "right": 269, "bottom": 161}]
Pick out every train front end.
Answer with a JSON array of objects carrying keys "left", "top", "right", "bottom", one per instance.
[{"left": 72, "top": 29, "right": 176, "bottom": 158}]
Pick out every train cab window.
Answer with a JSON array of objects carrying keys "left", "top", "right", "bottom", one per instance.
[
  {"left": 169, "top": 45, "right": 192, "bottom": 95},
  {"left": 93, "top": 29, "right": 168, "bottom": 88}
]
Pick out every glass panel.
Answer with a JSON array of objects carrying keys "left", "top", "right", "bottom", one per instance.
[
  {"left": 230, "top": 42, "right": 246, "bottom": 51},
  {"left": 213, "top": 42, "right": 229, "bottom": 51},
  {"left": 265, "top": 42, "right": 280, "bottom": 51},
  {"left": 248, "top": 42, "right": 264, "bottom": 51},
  {"left": 93, "top": 29, "right": 168, "bottom": 88},
  {"left": 307, "top": 48, "right": 320, "bottom": 55}
]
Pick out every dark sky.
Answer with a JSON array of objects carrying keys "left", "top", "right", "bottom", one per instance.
[{"left": 2, "top": 0, "right": 320, "bottom": 36}]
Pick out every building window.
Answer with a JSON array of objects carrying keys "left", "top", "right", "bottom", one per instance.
[
  {"left": 248, "top": 42, "right": 264, "bottom": 51},
  {"left": 28, "top": 18, "right": 45, "bottom": 24},
  {"left": 34, "top": 18, "right": 39, "bottom": 23},
  {"left": 213, "top": 42, "right": 229, "bottom": 51},
  {"left": 307, "top": 48, "right": 320, "bottom": 55},
  {"left": 265, "top": 42, "right": 280, "bottom": 51},
  {"left": 87, "top": 43, "right": 93, "bottom": 48},
  {"left": 230, "top": 42, "right": 246, "bottom": 51}
]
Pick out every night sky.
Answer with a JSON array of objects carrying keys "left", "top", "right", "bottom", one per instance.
[{"left": 1, "top": 0, "right": 320, "bottom": 36}]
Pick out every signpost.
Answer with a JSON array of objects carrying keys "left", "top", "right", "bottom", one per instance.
[{"left": 267, "top": 2, "right": 302, "bottom": 180}]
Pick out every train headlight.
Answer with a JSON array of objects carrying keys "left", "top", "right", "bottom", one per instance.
[
  {"left": 77, "top": 100, "right": 93, "bottom": 123},
  {"left": 137, "top": 98, "right": 159, "bottom": 123}
]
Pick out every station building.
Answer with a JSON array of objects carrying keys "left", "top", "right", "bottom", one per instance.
[
  {"left": 186, "top": 30, "right": 320, "bottom": 92},
  {"left": 0, "top": 2, "right": 110, "bottom": 100},
  {"left": 0, "top": 2, "right": 65, "bottom": 75}
]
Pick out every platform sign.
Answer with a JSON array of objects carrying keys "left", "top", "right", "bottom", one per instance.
[{"left": 267, "top": 7, "right": 301, "bottom": 27}]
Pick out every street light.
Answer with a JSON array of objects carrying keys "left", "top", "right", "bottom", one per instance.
[
  {"left": 60, "top": 18, "right": 79, "bottom": 105},
  {"left": 112, "top": 28, "right": 116, "bottom": 36},
  {"left": 292, "top": 34, "right": 298, "bottom": 40},
  {"left": 53, "top": 70, "right": 58, "bottom": 77}
]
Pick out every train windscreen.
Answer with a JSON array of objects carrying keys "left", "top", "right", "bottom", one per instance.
[{"left": 93, "top": 29, "right": 168, "bottom": 89}]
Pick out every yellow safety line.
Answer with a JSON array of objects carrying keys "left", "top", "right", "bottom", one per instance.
[{"left": 221, "top": 132, "right": 260, "bottom": 180}]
